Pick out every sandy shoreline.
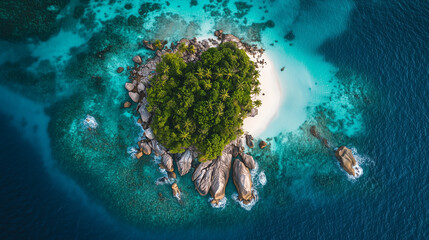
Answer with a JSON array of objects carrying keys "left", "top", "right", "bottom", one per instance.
[{"left": 242, "top": 53, "right": 283, "bottom": 137}]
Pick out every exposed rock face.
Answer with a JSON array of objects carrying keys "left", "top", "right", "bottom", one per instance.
[
  {"left": 233, "top": 159, "right": 254, "bottom": 204},
  {"left": 137, "top": 82, "right": 145, "bottom": 93},
  {"left": 132, "top": 55, "right": 142, "bottom": 64},
  {"left": 245, "top": 134, "right": 254, "bottom": 148},
  {"left": 117, "top": 67, "right": 124, "bottom": 73},
  {"left": 139, "top": 141, "right": 152, "bottom": 155},
  {"left": 335, "top": 146, "right": 357, "bottom": 176},
  {"left": 259, "top": 140, "right": 267, "bottom": 149},
  {"left": 192, "top": 150, "right": 233, "bottom": 203},
  {"left": 176, "top": 149, "right": 193, "bottom": 176},
  {"left": 151, "top": 140, "right": 166, "bottom": 156},
  {"left": 209, "top": 152, "right": 232, "bottom": 204},
  {"left": 138, "top": 98, "right": 151, "bottom": 123},
  {"left": 222, "top": 34, "right": 243, "bottom": 48},
  {"left": 192, "top": 160, "right": 214, "bottom": 196},
  {"left": 144, "top": 128, "right": 154, "bottom": 140},
  {"left": 125, "top": 82, "right": 135, "bottom": 91},
  {"left": 128, "top": 92, "right": 140, "bottom": 102},
  {"left": 241, "top": 153, "right": 256, "bottom": 169},
  {"left": 161, "top": 153, "right": 174, "bottom": 172}
]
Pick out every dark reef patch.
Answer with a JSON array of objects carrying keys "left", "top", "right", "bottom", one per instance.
[{"left": 0, "top": 0, "right": 70, "bottom": 42}]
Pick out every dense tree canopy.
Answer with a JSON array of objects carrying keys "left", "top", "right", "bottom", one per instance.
[{"left": 147, "top": 42, "right": 261, "bottom": 161}]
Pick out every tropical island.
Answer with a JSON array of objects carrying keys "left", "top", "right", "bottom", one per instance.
[{"left": 122, "top": 31, "right": 270, "bottom": 206}]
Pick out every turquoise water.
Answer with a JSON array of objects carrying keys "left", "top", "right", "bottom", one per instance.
[{"left": 1, "top": 0, "right": 427, "bottom": 239}]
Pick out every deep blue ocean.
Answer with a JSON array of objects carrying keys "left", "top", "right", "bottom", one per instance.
[{"left": 0, "top": 0, "right": 428, "bottom": 239}]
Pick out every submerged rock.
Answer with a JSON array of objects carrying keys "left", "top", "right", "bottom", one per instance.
[
  {"left": 259, "top": 140, "right": 267, "bottom": 149},
  {"left": 135, "top": 151, "right": 143, "bottom": 159},
  {"left": 117, "top": 67, "right": 124, "bottom": 73},
  {"left": 123, "top": 101, "right": 131, "bottom": 108},
  {"left": 233, "top": 159, "right": 254, "bottom": 204},
  {"left": 176, "top": 149, "right": 193, "bottom": 176},
  {"left": 171, "top": 183, "right": 181, "bottom": 198},
  {"left": 241, "top": 153, "right": 256, "bottom": 169},
  {"left": 335, "top": 146, "right": 358, "bottom": 176}
]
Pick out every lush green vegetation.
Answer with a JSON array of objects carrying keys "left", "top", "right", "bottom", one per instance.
[{"left": 147, "top": 42, "right": 261, "bottom": 160}]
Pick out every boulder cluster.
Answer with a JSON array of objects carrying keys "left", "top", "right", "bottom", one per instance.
[{"left": 120, "top": 31, "right": 268, "bottom": 206}]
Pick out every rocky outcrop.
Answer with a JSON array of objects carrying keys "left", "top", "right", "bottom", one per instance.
[
  {"left": 161, "top": 153, "right": 174, "bottom": 172},
  {"left": 125, "top": 82, "right": 134, "bottom": 91},
  {"left": 128, "top": 92, "right": 140, "bottom": 103},
  {"left": 176, "top": 149, "right": 193, "bottom": 176},
  {"left": 335, "top": 146, "right": 357, "bottom": 176},
  {"left": 245, "top": 134, "right": 254, "bottom": 148},
  {"left": 241, "top": 153, "right": 256, "bottom": 170},
  {"left": 138, "top": 98, "right": 151, "bottom": 123},
  {"left": 232, "top": 159, "right": 254, "bottom": 204},
  {"left": 144, "top": 128, "right": 154, "bottom": 140},
  {"left": 151, "top": 140, "right": 166, "bottom": 156},
  {"left": 192, "top": 160, "right": 214, "bottom": 196},
  {"left": 132, "top": 55, "right": 142, "bottom": 64},
  {"left": 138, "top": 141, "right": 152, "bottom": 155},
  {"left": 209, "top": 152, "right": 232, "bottom": 204}
]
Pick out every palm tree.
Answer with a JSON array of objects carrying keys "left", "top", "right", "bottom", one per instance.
[
  {"left": 237, "top": 80, "right": 245, "bottom": 91},
  {"left": 254, "top": 99, "right": 262, "bottom": 107},
  {"left": 215, "top": 103, "right": 225, "bottom": 116},
  {"left": 225, "top": 72, "right": 233, "bottom": 80},
  {"left": 196, "top": 68, "right": 204, "bottom": 79},
  {"left": 220, "top": 89, "right": 229, "bottom": 101},
  {"left": 205, "top": 69, "right": 212, "bottom": 79},
  {"left": 162, "top": 65, "right": 170, "bottom": 74},
  {"left": 180, "top": 130, "right": 190, "bottom": 141},
  {"left": 184, "top": 119, "right": 192, "bottom": 130},
  {"left": 251, "top": 86, "right": 261, "bottom": 95},
  {"left": 203, "top": 80, "right": 212, "bottom": 90},
  {"left": 215, "top": 71, "right": 223, "bottom": 79}
]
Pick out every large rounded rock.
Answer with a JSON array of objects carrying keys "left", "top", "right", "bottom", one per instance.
[
  {"left": 123, "top": 101, "right": 131, "bottom": 108},
  {"left": 176, "top": 149, "right": 193, "bottom": 176},
  {"left": 241, "top": 153, "right": 256, "bottom": 169},
  {"left": 335, "top": 146, "right": 357, "bottom": 176},
  {"left": 139, "top": 141, "right": 152, "bottom": 155},
  {"left": 209, "top": 153, "right": 232, "bottom": 204},
  {"left": 161, "top": 153, "right": 174, "bottom": 172},
  {"left": 125, "top": 82, "right": 135, "bottom": 91},
  {"left": 132, "top": 55, "right": 142, "bottom": 64},
  {"left": 128, "top": 92, "right": 140, "bottom": 103},
  {"left": 144, "top": 128, "right": 154, "bottom": 140},
  {"left": 233, "top": 159, "right": 254, "bottom": 203},
  {"left": 192, "top": 160, "right": 215, "bottom": 196}
]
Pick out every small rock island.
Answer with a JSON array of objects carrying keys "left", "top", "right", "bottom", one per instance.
[{"left": 122, "top": 31, "right": 266, "bottom": 206}]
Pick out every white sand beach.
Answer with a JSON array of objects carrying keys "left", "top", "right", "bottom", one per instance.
[{"left": 242, "top": 53, "right": 283, "bottom": 137}]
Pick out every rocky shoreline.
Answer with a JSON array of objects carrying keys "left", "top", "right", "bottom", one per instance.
[{"left": 121, "top": 31, "right": 267, "bottom": 207}]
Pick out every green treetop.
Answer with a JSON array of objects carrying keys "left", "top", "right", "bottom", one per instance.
[{"left": 147, "top": 42, "right": 261, "bottom": 161}]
